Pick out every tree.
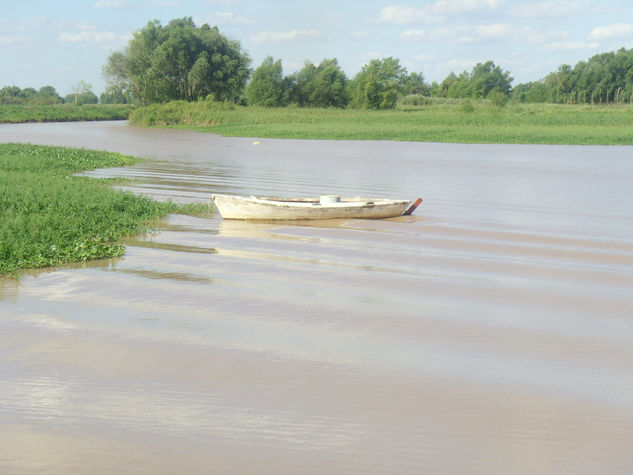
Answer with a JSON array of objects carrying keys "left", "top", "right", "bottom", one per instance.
[
  {"left": 0, "top": 86, "right": 22, "bottom": 104},
  {"left": 349, "top": 57, "right": 409, "bottom": 109},
  {"left": 470, "top": 61, "right": 513, "bottom": 97},
  {"left": 292, "top": 58, "right": 348, "bottom": 107},
  {"left": 100, "top": 85, "right": 133, "bottom": 104},
  {"left": 32, "top": 86, "right": 62, "bottom": 104},
  {"left": 103, "top": 17, "right": 251, "bottom": 105},
  {"left": 244, "top": 56, "right": 289, "bottom": 107},
  {"left": 19, "top": 87, "right": 38, "bottom": 102},
  {"left": 65, "top": 81, "right": 98, "bottom": 105},
  {"left": 513, "top": 47, "right": 633, "bottom": 104},
  {"left": 401, "top": 72, "right": 429, "bottom": 96}
]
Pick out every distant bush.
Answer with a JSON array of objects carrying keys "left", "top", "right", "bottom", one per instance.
[
  {"left": 397, "top": 95, "right": 463, "bottom": 108},
  {"left": 1, "top": 85, "right": 64, "bottom": 105},
  {"left": 129, "top": 97, "right": 235, "bottom": 126},
  {"left": 459, "top": 99, "right": 475, "bottom": 113},
  {"left": 487, "top": 90, "right": 509, "bottom": 107}
]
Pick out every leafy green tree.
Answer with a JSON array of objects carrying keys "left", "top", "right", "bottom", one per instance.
[
  {"left": 19, "top": 87, "right": 38, "bottom": 101},
  {"left": 292, "top": 58, "right": 348, "bottom": 107},
  {"left": 434, "top": 73, "right": 457, "bottom": 98},
  {"left": 432, "top": 61, "right": 512, "bottom": 100},
  {"left": 511, "top": 81, "right": 548, "bottom": 102},
  {"left": 446, "top": 71, "right": 472, "bottom": 98},
  {"left": 32, "top": 86, "right": 63, "bottom": 104},
  {"left": 65, "top": 81, "right": 98, "bottom": 105},
  {"left": 244, "top": 56, "right": 290, "bottom": 107},
  {"left": 100, "top": 85, "right": 133, "bottom": 104},
  {"left": 401, "top": 72, "right": 429, "bottom": 96},
  {"left": 0, "top": 86, "right": 22, "bottom": 104},
  {"left": 103, "top": 17, "right": 251, "bottom": 105},
  {"left": 470, "top": 61, "right": 513, "bottom": 97},
  {"left": 349, "top": 57, "right": 409, "bottom": 109},
  {"left": 513, "top": 47, "right": 633, "bottom": 104}
]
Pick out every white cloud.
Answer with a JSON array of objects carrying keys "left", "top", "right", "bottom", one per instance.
[
  {"left": 0, "top": 35, "right": 33, "bottom": 45},
  {"left": 431, "top": 0, "right": 504, "bottom": 14},
  {"left": 429, "top": 26, "right": 468, "bottom": 39},
  {"left": 203, "top": 12, "right": 256, "bottom": 26},
  {"left": 589, "top": 23, "right": 633, "bottom": 40},
  {"left": 252, "top": 29, "right": 323, "bottom": 44},
  {"left": 377, "top": 1, "right": 504, "bottom": 24},
  {"left": 352, "top": 32, "right": 370, "bottom": 40},
  {"left": 439, "top": 58, "right": 478, "bottom": 73},
  {"left": 542, "top": 41, "right": 598, "bottom": 51},
  {"left": 376, "top": 6, "right": 440, "bottom": 24},
  {"left": 93, "top": 0, "right": 127, "bottom": 7},
  {"left": 474, "top": 24, "right": 513, "bottom": 38},
  {"left": 400, "top": 29, "right": 426, "bottom": 41},
  {"left": 513, "top": 1, "right": 582, "bottom": 18},
  {"left": 429, "top": 24, "right": 514, "bottom": 43},
  {"left": 142, "top": 1, "right": 183, "bottom": 6},
  {"left": 59, "top": 31, "right": 119, "bottom": 43},
  {"left": 522, "top": 27, "right": 569, "bottom": 45}
]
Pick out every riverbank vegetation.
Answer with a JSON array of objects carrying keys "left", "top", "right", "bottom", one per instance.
[
  {"left": 0, "top": 143, "right": 211, "bottom": 276},
  {"left": 103, "top": 17, "right": 633, "bottom": 109},
  {"left": 96, "top": 17, "right": 633, "bottom": 144},
  {"left": 5, "top": 17, "right": 633, "bottom": 143},
  {"left": 0, "top": 104, "right": 131, "bottom": 123},
  {"left": 129, "top": 99, "right": 633, "bottom": 145}
]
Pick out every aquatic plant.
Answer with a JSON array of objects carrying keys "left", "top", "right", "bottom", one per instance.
[{"left": 0, "top": 143, "right": 212, "bottom": 275}]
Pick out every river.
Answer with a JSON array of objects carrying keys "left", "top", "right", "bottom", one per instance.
[{"left": 1, "top": 121, "right": 632, "bottom": 474}]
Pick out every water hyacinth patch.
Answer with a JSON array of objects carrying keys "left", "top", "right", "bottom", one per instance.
[{"left": 0, "top": 143, "right": 212, "bottom": 276}]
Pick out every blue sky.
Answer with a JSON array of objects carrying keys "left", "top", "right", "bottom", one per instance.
[{"left": 3, "top": 0, "right": 633, "bottom": 96}]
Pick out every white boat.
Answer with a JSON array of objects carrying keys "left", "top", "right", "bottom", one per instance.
[{"left": 212, "top": 194, "right": 421, "bottom": 220}]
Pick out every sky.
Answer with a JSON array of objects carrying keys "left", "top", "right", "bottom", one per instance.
[{"left": 3, "top": 0, "right": 633, "bottom": 96}]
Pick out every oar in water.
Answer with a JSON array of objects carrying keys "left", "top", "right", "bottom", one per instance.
[{"left": 403, "top": 197, "right": 423, "bottom": 216}]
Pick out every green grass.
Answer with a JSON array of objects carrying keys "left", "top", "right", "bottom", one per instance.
[
  {"left": 129, "top": 100, "right": 633, "bottom": 145},
  {"left": 0, "top": 104, "right": 131, "bottom": 123},
  {"left": 0, "top": 143, "right": 212, "bottom": 276}
]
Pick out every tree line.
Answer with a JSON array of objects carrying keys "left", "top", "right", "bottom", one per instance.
[
  {"left": 102, "top": 17, "right": 513, "bottom": 109},
  {"left": 1, "top": 81, "right": 102, "bottom": 106},
  {"left": 4, "top": 17, "right": 633, "bottom": 108},
  {"left": 512, "top": 48, "right": 633, "bottom": 104}
]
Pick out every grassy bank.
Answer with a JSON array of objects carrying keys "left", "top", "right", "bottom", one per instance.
[
  {"left": 129, "top": 99, "right": 633, "bottom": 145},
  {"left": 0, "top": 104, "right": 131, "bottom": 123},
  {"left": 0, "top": 143, "right": 211, "bottom": 276}
]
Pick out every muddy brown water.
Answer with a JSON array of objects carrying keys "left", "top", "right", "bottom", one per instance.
[{"left": 1, "top": 121, "right": 633, "bottom": 474}]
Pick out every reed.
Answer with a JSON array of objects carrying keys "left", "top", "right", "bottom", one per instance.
[
  {"left": 129, "top": 100, "right": 633, "bottom": 145},
  {"left": 0, "top": 143, "right": 212, "bottom": 276}
]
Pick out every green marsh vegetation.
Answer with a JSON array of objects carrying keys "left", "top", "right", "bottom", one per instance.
[
  {"left": 0, "top": 143, "right": 212, "bottom": 276},
  {"left": 129, "top": 98, "right": 633, "bottom": 145},
  {"left": 0, "top": 104, "right": 131, "bottom": 123}
]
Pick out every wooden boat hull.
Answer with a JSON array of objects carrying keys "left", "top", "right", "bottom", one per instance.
[{"left": 212, "top": 194, "right": 412, "bottom": 220}]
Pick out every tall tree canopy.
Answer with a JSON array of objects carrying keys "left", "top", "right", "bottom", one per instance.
[
  {"left": 104, "top": 17, "right": 251, "bottom": 104},
  {"left": 348, "top": 57, "right": 411, "bottom": 109},
  {"left": 432, "top": 61, "right": 512, "bottom": 99},
  {"left": 243, "top": 56, "right": 290, "bottom": 107},
  {"left": 0, "top": 85, "right": 63, "bottom": 105},
  {"left": 291, "top": 58, "right": 348, "bottom": 107},
  {"left": 512, "top": 47, "right": 633, "bottom": 104}
]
